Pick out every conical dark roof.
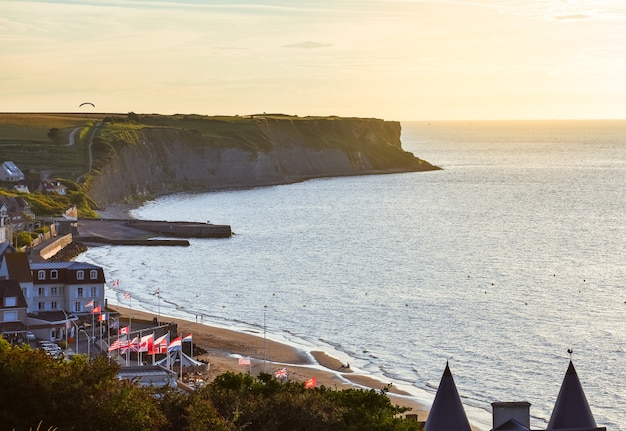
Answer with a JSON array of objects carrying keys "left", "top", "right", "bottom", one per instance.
[
  {"left": 425, "top": 362, "right": 472, "bottom": 431},
  {"left": 547, "top": 360, "right": 597, "bottom": 429}
]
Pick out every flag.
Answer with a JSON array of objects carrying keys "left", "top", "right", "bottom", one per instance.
[
  {"left": 108, "top": 336, "right": 126, "bottom": 352},
  {"left": 119, "top": 337, "right": 132, "bottom": 354},
  {"left": 151, "top": 333, "right": 169, "bottom": 354},
  {"left": 85, "top": 300, "right": 94, "bottom": 308},
  {"left": 112, "top": 279, "right": 119, "bottom": 286},
  {"left": 119, "top": 326, "right": 129, "bottom": 335},
  {"left": 275, "top": 367, "right": 288, "bottom": 379},
  {"left": 238, "top": 356, "right": 251, "bottom": 366},
  {"left": 167, "top": 336, "right": 182, "bottom": 352},
  {"left": 182, "top": 333, "right": 192, "bottom": 343},
  {"left": 91, "top": 305, "right": 101, "bottom": 314},
  {"left": 153, "top": 287, "right": 160, "bottom": 296},
  {"left": 123, "top": 292, "right": 131, "bottom": 300},
  {"left": 138, "top": 333, "right": 154, "bottom": 353},
  {"left": 98, "top": 313, "right": 107, "bottom": 322},
  {"left": 129, "top": 337, "right": 139, "bottom": 353},
  {"left": 304, "top": 377, "right": 317, "bottom": 389}
]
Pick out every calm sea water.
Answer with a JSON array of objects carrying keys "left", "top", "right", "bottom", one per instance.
[{"left": 80, "top": 120, "right": 626, "bottom": 430}]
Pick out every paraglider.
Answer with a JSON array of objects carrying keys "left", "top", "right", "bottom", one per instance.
[{"left": 79, "top": 102, "right": 95, "bottom": 108}]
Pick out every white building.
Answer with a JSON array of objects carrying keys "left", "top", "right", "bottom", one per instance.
[{"left": 29, "top": 261, "right": 105, "bottom": 313}]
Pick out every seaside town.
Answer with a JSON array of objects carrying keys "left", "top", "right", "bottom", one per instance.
[{"left": 0, "top": 159, "right": 610, "bottom": 430}]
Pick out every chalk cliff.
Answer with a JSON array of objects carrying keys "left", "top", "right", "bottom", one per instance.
[{"left": 86, "top": 115, "right": 439, "bottom": 206}]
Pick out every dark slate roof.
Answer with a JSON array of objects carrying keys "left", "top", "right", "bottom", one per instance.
[
  {"left": 30, "top": 261, "right": 100, "bottom": 270},
  {"left": 493, "top": 418, "right": 530, "bottom": 431},
  {"left": 547, "top": 361, "right": 597, "bottom": 429},
  {"left": 0, "top": 242, "right": 16, "bottom": 258},
  {"left": 425, "top": 362, "right": 472, "bottom": 431},
  {"left": 3, "top": 252, "right": 33, "bottom": 282},
  {"left": 0, "top": 279, "right": 28, "bottom": 308}
]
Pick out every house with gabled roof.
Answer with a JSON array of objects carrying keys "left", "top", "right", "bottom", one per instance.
[
  {"left": 0, "top": 161, "right": 25, "bottom": 182},
  {"left": 0, "top": 253, "right": 34, "bottom": 312},
  {"left": 40, "top": 180, "right": 67, "bottom": 196},
  {"left": 0, "top": 279, "right": 29, "bottom": 343},
  {"left": 426, "top": 360, "right": 606, "bottom": 431}
]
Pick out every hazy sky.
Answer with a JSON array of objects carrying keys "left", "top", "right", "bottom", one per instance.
[{"left": 2, "top": 0, "right": 626, "bottom": 120}]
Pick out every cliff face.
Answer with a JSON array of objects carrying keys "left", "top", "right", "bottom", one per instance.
[{"left": 87, "top": 116, "right": 438, "bottom": 206}]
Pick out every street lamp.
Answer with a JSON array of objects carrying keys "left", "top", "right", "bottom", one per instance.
[
  {"left": 79, "top": 329, "right": 91, "bottom": 360},
  {"left": 59, "top": 309, "right": 69, "bottom": 349}
]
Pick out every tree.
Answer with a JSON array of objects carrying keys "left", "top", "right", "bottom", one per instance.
[{"left": 47, "top": 128, "right": 62, "bottom": 144}]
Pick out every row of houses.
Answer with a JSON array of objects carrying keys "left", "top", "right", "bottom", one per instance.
[
  {"left": 1, "top": 161, "right": 67, "bottom": 195},
  {"left": 0, "top": 250, "right": 105, "bottom": 343}
]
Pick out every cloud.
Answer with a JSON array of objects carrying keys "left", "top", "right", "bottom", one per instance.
[
  {"left": 283, "top": 41, "right": 333, "bottom": 49},
  {"left": 554, "top": 14, "right": 591, "bottom": 21}
]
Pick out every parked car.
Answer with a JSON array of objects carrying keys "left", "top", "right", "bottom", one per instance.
[{"left": 26, "top": 331, "right": 35, "bottom": 341}]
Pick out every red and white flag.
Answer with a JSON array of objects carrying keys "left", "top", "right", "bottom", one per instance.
[
  {"left": 85, "top": 300, "right": 94, "bottom": 308},
  {"left": 151, "top": 333, "right": 169, "bottom": 354},
  {"left": 138, "top": 333, "right": 154, "bottom": 353},
  {"left": 98, "top": 313, "right": 107, "bottom": 322},
  {"left": 123, "top": 292, "right": 131, "bottom": 300},
  {"left": 119, "top": 326, "right": 129, "bottom": 335},
  {"left": 91, "top": 305, "right": 101, "bottom": 314},
  {"left": 275, "top": 367, "right": 288, "bottom": 379},
  {"left": 112, "top": 279, "right": 119, "bottom": 286},
  {"left": 238, "top": 356, "right": 251, "bottom": 366},
  {"left": 182, "top": 333, "right": 192, "bottom": 343},
  {"left": 304, "top": 377, "right": 317, "bottom": 389}
]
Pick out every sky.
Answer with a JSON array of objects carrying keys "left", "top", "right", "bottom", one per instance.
[{"left": 2, "top": 0, "right": 626, "bottom": 120}]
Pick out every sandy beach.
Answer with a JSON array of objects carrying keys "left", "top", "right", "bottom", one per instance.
[
  {"left": 108, "top": 304, "right": 429, "bottom": 421},
  {"left": 94, "top": 203, "right": 429, "bottom": 420}
]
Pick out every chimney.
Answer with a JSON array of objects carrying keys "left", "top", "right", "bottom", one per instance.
[{"left": 491, "top": 401, "right": 531, "bottom": 430}]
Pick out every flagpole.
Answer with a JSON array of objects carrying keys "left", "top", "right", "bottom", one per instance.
[
  {"left": 129, "top": 294, "right": 132, "bottom": 333},
  {"left": 263, "top": 305, "right": 267, "bottom": 373},
  {"left": 137, "top": 332, "right": 141, "bottom": 366}
]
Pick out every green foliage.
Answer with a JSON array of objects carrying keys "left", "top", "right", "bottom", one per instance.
[
  {"left": 0, "top": 341, "right": 422, "bottom": 431},
  {"left": 0, "top": 186, "right": 98, "bottom": 219},
  {"left": 15, "top": 231, "right": 33, "bottom": 247}
]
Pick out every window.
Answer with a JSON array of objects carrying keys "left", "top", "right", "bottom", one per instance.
[
  {"left": 21, "top": 287, "right": 28, "bottom": 298},
  {"left": 76, "top": 270, "right": 84, "bottom": 280},
  {"left": 38, "top": 287, "right": 45, "bottom": 297},
  {"left": 90, "top": 270, "right": 98, "bottom": 280},
  {"left": 74, "top": 302, "right": 80, "bottom": 312},
  {"left": 4, "top": 296, "right": 16, "bottom": 307},
  {"left": 38, "top": 302, "right": 45, "bottom": 311},
  {"left": 90, "top": 286, "right": 97, "bottom": 297},
  {"left": 77, "top": 287, "right": 83, "bottom": 298},
  {"left": 51, "top": 287, "right": 58, "bottom": 296},
  {"left": 38, "top": 270, "right": 45, "bottom": 280},
  {"left": 50, "top": 270, "right": 58, "bottom": 280},
  {"left": 50, "top": 301, "right": 57, "bottom": 310},
  {"left": 3, "top": 311, "right": 18, "bottom": 322}
]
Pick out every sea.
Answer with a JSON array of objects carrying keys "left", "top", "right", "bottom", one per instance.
[{"left": 79, "top": 120, "right": 626, "bottom": 430}]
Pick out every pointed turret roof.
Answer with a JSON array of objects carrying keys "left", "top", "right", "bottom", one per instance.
[
  {"left": 547, "top": 360, "right": 597, "bottom": 429},
  {"left": 425, "top": 362, "right": 472, "bottom": 431}
]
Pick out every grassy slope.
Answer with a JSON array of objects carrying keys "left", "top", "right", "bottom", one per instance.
[{"left": 0, "top": 113, "right": 413, "bottom": 217}]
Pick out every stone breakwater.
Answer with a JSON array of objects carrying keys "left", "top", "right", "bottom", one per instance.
[{"left": 75, "top": 219, "right": 232, "bottom": 246}]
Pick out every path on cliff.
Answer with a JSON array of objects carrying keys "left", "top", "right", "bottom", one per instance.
[{"left": 75, "top": 121, "right": 101, "bottom": 184}]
